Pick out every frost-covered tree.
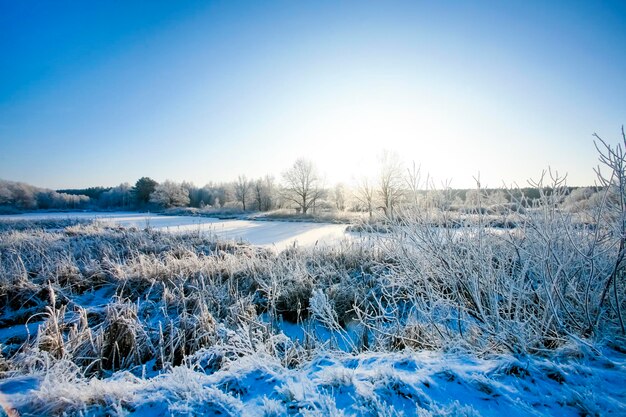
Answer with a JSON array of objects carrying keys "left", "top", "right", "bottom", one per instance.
[
  {"left": 234, "top": 175, "right": 252, "bottom": 211},
  {"left": 562, "top": 187, "right": 599, "bottom": 212},
  {"left": 187, "top": 183, "right": 219, "bottom": 208},
  {"left": 188, "top": 183, "right": 221, "bottom": 208},
  {"left": 99, "top": 183, "right": 133, "bottom": 208},
  {"left": 282, "top": 158, "right": 323, "bottom": 214},
  {"left": 487, "top": 190, "right": 508, "bottom": 206},
  {"left": 9, "top": 182, "right": 37, "bottom": 209},
  {"left": 464, "top": 189, "right": 482, "bottom": 207},
  {"left": 464, "top": 188, "right": 507, "bottom": 209},
  {"left": 334, "top": 183, "right": 346, "bottom": 211},
  {"left": 149, "top": 180, "right": 190, "bottom": 208},
  {"left": 0, "top": 183, "right": 13, "bottom": 206},
  {"left": 0, "top": 180, "right": 90, "bottom": 210},
  {"left": 217, "top": 183, "right": 234, "bottom": 208},
  {"left": 377, "top": 151, "right": 404, "bottom": 218},
  {"left": 253, "top": 175, "right": 276, "bottom": 211},
  {"left": 355, "top": 177, "right": 375, "bottom": 220}
]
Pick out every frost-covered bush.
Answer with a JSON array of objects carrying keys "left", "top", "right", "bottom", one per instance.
[{"left": 352, "top": 130, "right": 626, "bottom": 353}]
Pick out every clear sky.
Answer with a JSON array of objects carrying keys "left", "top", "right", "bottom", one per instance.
[{"left": 1, "top": 1, "right": 625, "bottom": 189}]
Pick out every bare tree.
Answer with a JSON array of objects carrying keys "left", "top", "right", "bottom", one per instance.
[
  {"left": 234, "top": 175, "right": 252, "bottom": 211},
  {"left": 355, "top": 177, "right": 375, "bottom": 220},
  {"left": 282, "top": 158, "right": 323, "bottom": 214},
  {"left": 378, "top": 151, "right": 404, "bottom": 218},
  {"left": 404, "top": 161, "right": 422, "bottom": 207},
  {"left": 253, "top": 175, "right": 276, "bottom": 211},
  {"left": 253, "top": 179, "right": 264, "bottom": 211}
]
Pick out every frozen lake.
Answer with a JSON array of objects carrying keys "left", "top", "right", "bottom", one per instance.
[{"left": 0, "top": 211, "right": 354, "bottom": 251}]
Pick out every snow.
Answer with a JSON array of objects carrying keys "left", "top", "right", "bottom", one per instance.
[
  {"left": 3, "top": 347, "right": 625, "bottom": 416},
  {"left": 2, "top": 214, "right": 625, "bottom": 416},
  {"left": 0, "top": 322, "right": 41, "bottom": 344},
  {"left": 0, "top": 211, "right": 352, "bottom": 250}
]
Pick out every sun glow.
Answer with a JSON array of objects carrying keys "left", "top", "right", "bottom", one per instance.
[{"left": 277, "top": 86, "right": 486, "bottom": 188}]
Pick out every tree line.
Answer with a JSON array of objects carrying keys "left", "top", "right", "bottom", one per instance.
[{"left": 1, "top": 154, "right": 598, "bottom": 215}]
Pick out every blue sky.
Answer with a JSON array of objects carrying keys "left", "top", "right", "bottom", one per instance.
[{"left": 1, "top": 1, "right": 625, "bottom": 189}]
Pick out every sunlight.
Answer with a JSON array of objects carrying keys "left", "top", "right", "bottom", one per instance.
[{"left": 287, "top": 89, "right": 474, "bottom": 186}]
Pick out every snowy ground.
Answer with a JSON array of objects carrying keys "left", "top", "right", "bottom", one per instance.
[
  {"left": 0, "top": 212, "right": 353, "bottom": 251},
  {"left": 3, "top": 347, "right": 625, "bottom": 416},
  {"left": 1, "top": 217, "right": 624, "bottom": 416}
]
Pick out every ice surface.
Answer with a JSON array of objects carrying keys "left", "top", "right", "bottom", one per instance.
[{"left": 0, "top": 211, "right": 351, "bottom": 251}]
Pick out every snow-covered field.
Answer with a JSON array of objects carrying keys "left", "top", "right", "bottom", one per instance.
[
  {"left": 0, "top": 212, "right": 352, "bottom": 251},
  {"left": 0, "top": 216, "right": 624, "bottom": 416}
]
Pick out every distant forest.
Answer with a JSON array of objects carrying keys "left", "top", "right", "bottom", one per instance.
[
  {"left": 0, "top": 157, "right": 600, "bottom": 215},
  {"left": 0, "top": 179, "right": 598, "bottom": 216}
]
